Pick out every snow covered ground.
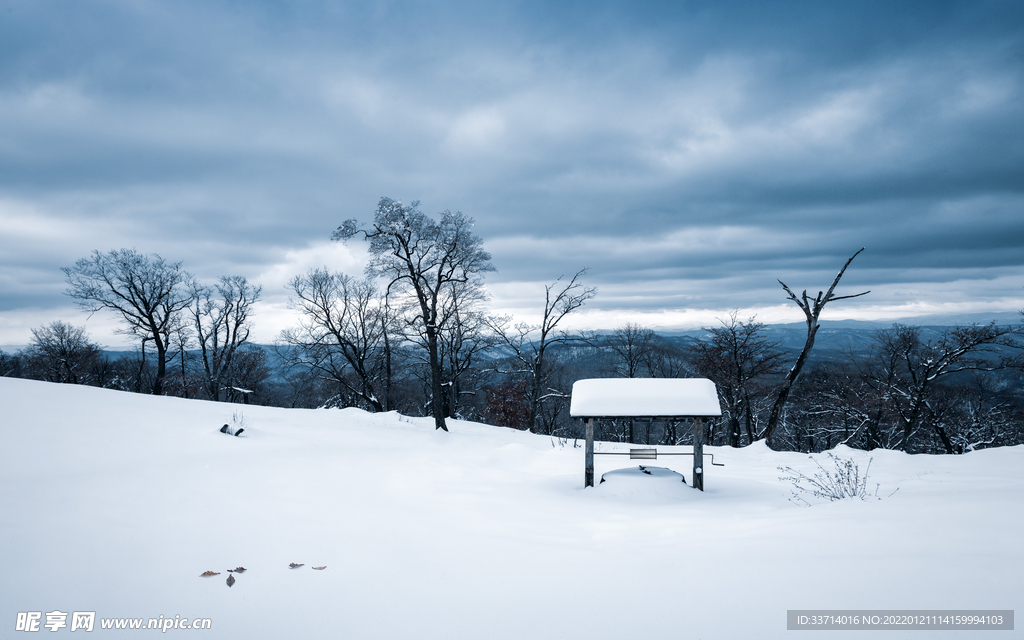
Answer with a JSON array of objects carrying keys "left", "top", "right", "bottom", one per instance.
[{"left": 1, "top": 377, "right": 1020, "bottom": 638}]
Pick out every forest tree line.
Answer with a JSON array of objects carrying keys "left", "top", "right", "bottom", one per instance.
[{"left": 2, "top": 198, "right": 1022, "bottom": 454}]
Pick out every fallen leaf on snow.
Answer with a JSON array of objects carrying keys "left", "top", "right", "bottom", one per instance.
[
  {"left": 228, "top": 567, "right": 246, "bottom": 573},
  {"left": 289, "top": 563, "right": 304, "bottom": 569},
  {"left": 226, "top": 574, "right": 236, "bottom": 587},
  {"left": 200, "top": 571, "right": 220, "bottom": 577},
  {"left": 312, "top": 566, "right": 326, "bottom": 570}
]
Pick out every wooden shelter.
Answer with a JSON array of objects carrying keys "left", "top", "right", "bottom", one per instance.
[{"left": 569, "top": 378, "right": 723, "bottom": 490}]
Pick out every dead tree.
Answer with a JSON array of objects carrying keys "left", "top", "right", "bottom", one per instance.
[{"left": 763, "top": 249, "right": 869, "bottom": 449}]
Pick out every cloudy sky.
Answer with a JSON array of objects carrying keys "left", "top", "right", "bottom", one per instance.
[{"left": 1, "top": 0, "right": 1022, "bottom": 347}]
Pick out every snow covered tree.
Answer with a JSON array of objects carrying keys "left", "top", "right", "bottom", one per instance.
[
  {"left": 332, "top": 197, "right": 494, "bottom": 430},
  {"left": 63, "top": 249, "right": 193, "bottom": 395},
  {"left": 866, "top": 322, "right": 1017, "bottom": 452}
]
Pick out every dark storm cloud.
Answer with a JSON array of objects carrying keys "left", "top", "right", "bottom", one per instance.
[{"left": 0, "top": 0, "right": 1022, "bottom": 343}]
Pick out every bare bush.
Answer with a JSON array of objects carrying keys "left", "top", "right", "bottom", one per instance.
[{"left": 778, "top": 452, "right": 888, "bottom": 505}]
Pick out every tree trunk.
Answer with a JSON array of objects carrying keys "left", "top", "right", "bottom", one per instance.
[
  {"left": 899, "top": 397, "right": 927, "bottom": 451},
  {"left": 383, "top": 326, "right": 393, "bottom": 412},
  {"left": 135, "top": 343, "right": 147, "bottom": 394},
  {"left": 765, "top": 322, "right": 819, "bottom": 448},
  {"left": 933, "top": 422, "right": 955, "bottom": 455},
  {"left": 727, "top": 412, "right": 741, "bottom": 447},
  {"left": 743, "top": 399, "right": 755, "bottom": 446},
  {"left": 153, "top": 338, "right": 168, "bottom": 396},
  {"left": 426, "top": 327, "right": 448, "bottom": 431},
  {"left": 527, "top": 359, "right": 543, "bottom": 434}
]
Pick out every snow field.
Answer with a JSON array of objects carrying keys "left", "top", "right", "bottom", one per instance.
[{"left": 1, "top": 377, "right": 1020, "bottom": 639}]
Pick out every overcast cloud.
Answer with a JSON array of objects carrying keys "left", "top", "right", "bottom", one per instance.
[{"left": 1, "top": 0, "right": 1022, "bottom": 346}]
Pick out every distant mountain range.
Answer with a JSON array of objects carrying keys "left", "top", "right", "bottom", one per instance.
[
  {"left": 658, "top": 311, "right": 1021, "bottom": 363},
  {"left": 3, "top": 311, "right": 1019, "bottom": 361},
  {"left": 663, "top": 310, "right": 1021, "bottom": 335}
]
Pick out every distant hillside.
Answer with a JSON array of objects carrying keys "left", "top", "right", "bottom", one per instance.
[{"left": 657, "top": 311, "right": 1021, "bottom": 365}]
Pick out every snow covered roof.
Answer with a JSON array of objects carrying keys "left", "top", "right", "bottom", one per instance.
[{"left": 569, "top": 378, "right": 722, "bottom": 418}]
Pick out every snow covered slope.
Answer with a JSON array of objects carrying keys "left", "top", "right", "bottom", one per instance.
[{"left": 1, "top": 378, "right": 1020, "bottom": 638}]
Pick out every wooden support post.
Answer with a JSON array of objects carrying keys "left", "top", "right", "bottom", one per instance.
[
  {"left": 693, "top": 417, "right": 705, "bottom": 491},
  {"left": 585, "top": 418, "right": 595, "bottom": 488}
]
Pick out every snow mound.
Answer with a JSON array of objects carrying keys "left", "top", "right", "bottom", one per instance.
[{"left": 596, "top": 465, "right": 696, "bottom": 501}]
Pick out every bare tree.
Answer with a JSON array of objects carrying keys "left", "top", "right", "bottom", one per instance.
[
  {"left": 483, "top": 378, "right": 531, "bottom": 430},
  {"left": 642, "top": 336, "right": 690, "bottom": 379},
  {"left": 763, "top": 249, "right": 869, "bottom": 449},
  {"left": 867, "top": 322, "right": 1017, "bottom": 452},
  {"left": 488, "top": 269, "right": 596, "bottom": 434},
  {"left": 432, "top": 279, "right": 499, "bottom": 419},
  {"left": 947, "top": 376, "right": 1022, "bottom": 453},
  {"left": 333, "top": 198, "right": 494, "bottom": 431},
  {"left": 783, "top": 361, "right": 888, "bottom": 451},
  {"left": 63, "top": 249, "right": 193, "bottom": 395},
  {"left": 690, "top": 312, "right": 785, "bottom": 447},
  {"left": 607, "top": 323, "right": 656, "bottom": 378},
  {"left": 280, "top": 269, "right": 388, "bottom": 412},
  {"left": 0, "top": 349, "right": 21, "bottom": 378},
  {"left": 602, "top": 322, "right": 657, "bottom": 443},
  {"left": 164, "top": 317, "right": 194, "bottom": 398},
  {"left": 23, "top": 321, "right": 103, "bottom": 385},
  {"left": 222, "top": 344, "right": 272, "bottom": 404},
  {"left": 189, "top": 276, "right": 262, "bottom": 401}
]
